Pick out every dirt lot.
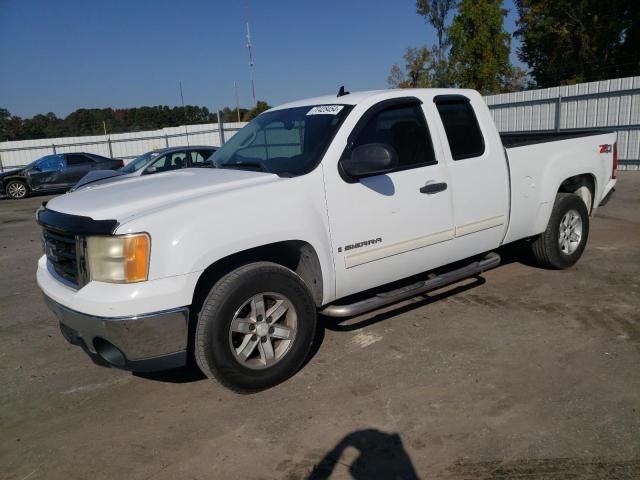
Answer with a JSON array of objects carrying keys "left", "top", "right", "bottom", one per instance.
[{"left": 1, "top": 174, "right": 639, "bottom": 480}]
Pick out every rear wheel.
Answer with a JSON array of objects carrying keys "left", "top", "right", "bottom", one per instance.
[
  {"left": 194, "top": 262, "right": 317, "bottom": 393},
  {"left": 6, "top": 180, "right": 28, "bottom": 199},
  {"left": 531, "top": 193, "right": 589, "bottom": 269}
]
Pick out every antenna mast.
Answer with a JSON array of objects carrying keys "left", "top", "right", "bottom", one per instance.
[{"left": 243, "top": 0, "right": 256, "bottom": 104}]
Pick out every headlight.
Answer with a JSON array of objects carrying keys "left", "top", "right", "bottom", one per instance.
[{"left": 86, "top": 233, "right": 150, "bottom": 283}]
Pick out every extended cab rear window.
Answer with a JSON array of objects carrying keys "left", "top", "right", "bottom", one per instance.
[{"left": 435, "top": 97, "right": 485, "bottom": 160}]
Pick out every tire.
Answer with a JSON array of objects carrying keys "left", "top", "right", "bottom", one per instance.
[
  {"left": 531, "top": 193, "right": 590, "bottom": 269},
  {"left": 194, "top": 262, "right": 317, "bottom": 393},
  {"left": 5, "top": 180, "right": 28, "bottom": 199}
]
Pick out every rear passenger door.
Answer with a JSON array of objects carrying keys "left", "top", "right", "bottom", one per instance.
[
  {"left": 325, "top": 98, "right": 455, "bottom": 298},
  {"left": 64, "top": 154, "right": 96, "bottom": 185},
  {"left": 432, "top": 95, "right": 509, "bottom": 260}
]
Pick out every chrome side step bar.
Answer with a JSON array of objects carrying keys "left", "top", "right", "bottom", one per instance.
[{"left": 320, "top": 252, "right": 501, "bottom": 318}]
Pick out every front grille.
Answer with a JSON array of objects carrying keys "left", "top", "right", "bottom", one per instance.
[{"left": 42, "top": 228, "right": 79, "bottom": 286}]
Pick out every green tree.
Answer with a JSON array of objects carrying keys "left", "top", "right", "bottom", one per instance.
[
  {"left": 416, "top": 0, "right": 457, "bottom": 52},
  {"left": 448, "top": 0, "right": 524, "bottom": 94},
  {"left": 0, "top": 108, "right": 17, "bottom": 141},
  {"left": 390, "top": 1, "right": 457, "bottom": 88},
  {"left": 0, "top": 103, "right": 262, "bottom": 141},
  {"left": 242, "top": 101, "right": 270, "bottom": 121},
  {"left": 515, "top": 0, "right": 640, "bottom": 87},
  {"left": 387, "top": 47, "right": 435, "bottom": 88}
]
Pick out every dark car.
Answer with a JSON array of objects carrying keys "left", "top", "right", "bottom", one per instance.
[
  {"left": 0, "top": 152, "right": 124, "bottom": 199},
  {"left": 72, "top": 146, "right": 217, "bottom": 191}
]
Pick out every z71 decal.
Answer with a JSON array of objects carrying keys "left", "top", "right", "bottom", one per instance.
[{"left": 599, "top": 144, "right": 613, "bottom": 154}]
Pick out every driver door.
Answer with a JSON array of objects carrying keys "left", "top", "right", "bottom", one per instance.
[
  {"left": 27, "top": 155, "right": 66, "bottom": 190},
  {"left": 324, "top": 98, "right": 455, "bottom": 298}
]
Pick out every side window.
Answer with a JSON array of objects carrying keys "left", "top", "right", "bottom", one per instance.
[
  {"left": 435, "top": 100, "right": 485, "bottom": 160},
  {"left": 189, "top": 150, "right": 214, "bottom": 166},
  {"left": 35, "top": 155, "right": 65, "bottom": 172},
  {"left": 66, "top": 154, "right": 93, "bottom": 166},
  {"left": 352, "top": 103, "right": 436, "bottom": 169},
  {"left": 148, "top": 151, "right": 186, "bottom": 173}
]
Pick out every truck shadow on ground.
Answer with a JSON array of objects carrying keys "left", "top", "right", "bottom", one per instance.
[{"left": 133, "top": 362, "right": 206, "bottom": 383}]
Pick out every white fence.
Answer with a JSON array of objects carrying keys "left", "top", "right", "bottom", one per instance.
[
  {"left": 485, "top": 76, "right": 640, "bottom": 171},
  {"left": 0, "top": 122, "right": 247, "bottom": 170}
]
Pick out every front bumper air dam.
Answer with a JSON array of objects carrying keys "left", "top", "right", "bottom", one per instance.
[{"left": 44, "top": 295, "right": 189, "bottom": 372}]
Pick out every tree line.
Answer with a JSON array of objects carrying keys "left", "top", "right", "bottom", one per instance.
[
  {"left": 389, "top": 0, "right": 639, "bottom": 94},
  {"left": 0, "top": 101, "right": 270, "bottom": 142}
]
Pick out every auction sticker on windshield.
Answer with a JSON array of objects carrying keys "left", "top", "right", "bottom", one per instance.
[{"left": 307, "top": 105, "right": 344, "bottom": 115}]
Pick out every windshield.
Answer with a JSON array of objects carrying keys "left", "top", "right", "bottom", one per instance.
[
  {"left": 120, "top": 151, "right": 159, "bottom": 173},
  {"left": 210, "top": 104, "right": 353, "bottom": 176}
]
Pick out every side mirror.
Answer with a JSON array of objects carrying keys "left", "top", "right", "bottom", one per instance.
[
  {"left": 341, "top": 143, "right": 399, "bottom": 179},
  {"left": 145, "top": 166, "right": 157, "bottom": 174}
]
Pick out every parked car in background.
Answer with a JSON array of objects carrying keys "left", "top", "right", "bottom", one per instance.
[
  {"left": 72, "top": 146, "right": 217, "bottom": 191},
  {"left": 0, "top": 153, "right": 123, "bottom": 199}
]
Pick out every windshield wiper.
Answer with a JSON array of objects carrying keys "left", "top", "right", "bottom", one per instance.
[{"left": 217, "top": 161, "right": 267, "bottom": 172}]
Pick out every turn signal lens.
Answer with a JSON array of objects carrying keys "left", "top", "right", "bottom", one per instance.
[
  {"left": 123, "top": 235, "right": 150, "bottom": 282},
  {"left": 87, "top": 233, "right": 150, "bottom": 283}
]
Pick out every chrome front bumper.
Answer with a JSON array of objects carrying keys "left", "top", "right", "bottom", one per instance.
[{"left": 44, "top": 295, "right": 189, "bottom": 372}]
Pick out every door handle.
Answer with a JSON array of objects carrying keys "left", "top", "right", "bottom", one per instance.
[{"left": 420, "top": 182, "right": 447, "bottom": 194}]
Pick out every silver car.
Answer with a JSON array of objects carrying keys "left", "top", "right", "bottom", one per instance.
[{"left": 72, "top": 146, "right": 217, "bottom": 191}]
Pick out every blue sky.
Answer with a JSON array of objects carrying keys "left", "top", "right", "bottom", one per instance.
[{"left": 0, "top": 0, "right": 522, "bottom": 118}]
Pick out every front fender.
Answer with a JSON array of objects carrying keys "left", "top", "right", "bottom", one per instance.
[{"left": 115, "top": 168, "right": 336, "bottom": 304}]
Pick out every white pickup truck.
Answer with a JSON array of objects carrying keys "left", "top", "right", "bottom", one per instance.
[{"left": 37, "top": 88, "right": 617, "bottom": 392}]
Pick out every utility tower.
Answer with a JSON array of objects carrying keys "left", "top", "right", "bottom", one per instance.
[{"left": 244, "top": 0, "right": 256, "bottom": 104}]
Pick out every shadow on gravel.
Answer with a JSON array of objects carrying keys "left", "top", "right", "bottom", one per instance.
[
  {"left": 496, "top": 240, "right": 540, "bottom": 268},
  {"left": 133, "top": 363, "right": 206, "bottom": 384},
  {"left": 307, "top": 429, "right": 418, "bottom": 480}
]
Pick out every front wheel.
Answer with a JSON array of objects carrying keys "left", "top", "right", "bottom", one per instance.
[
  {"left": 194, "top": 262, "right": 317, "bottom": 393},
  {"left": 6, "top": 180, "right": 28, "bottom": 199},
  {"left": 531, "top": 193, "right": 590, "bottom": 269}
]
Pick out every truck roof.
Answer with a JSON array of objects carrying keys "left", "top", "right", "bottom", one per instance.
[{"left": 271, "top": 88, "right": 480, "bottom": 111}]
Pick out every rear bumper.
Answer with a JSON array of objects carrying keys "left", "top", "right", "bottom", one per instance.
[{"left": 44, "top": 295, "right": 189, "bottom": 372}]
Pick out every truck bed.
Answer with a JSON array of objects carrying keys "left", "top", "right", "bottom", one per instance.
[{"left": 500, "top": 130, "right": 614, "bottom": 148}]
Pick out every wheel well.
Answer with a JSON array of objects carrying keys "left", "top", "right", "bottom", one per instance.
[
  {"left": 558, "top": 174, "right": 595, "bottom": 212},
  {"left": 3, "top": 177, "right": 26, "bottom": 186},
  {"left": 191, "top": 241, "right": 324, "bottom": 315}
]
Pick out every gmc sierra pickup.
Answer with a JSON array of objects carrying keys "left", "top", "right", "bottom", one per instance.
[{"left": 37, "top": 88, "right": 617, "bottom": 392}]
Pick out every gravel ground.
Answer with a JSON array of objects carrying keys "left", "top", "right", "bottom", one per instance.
[{"left": 1, "top": 174, "right": 639, "bottom": 480}]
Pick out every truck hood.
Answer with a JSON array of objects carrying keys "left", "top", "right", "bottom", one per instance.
[{"left": 46, "top": 168, "right": 280, "bottom": 222}]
